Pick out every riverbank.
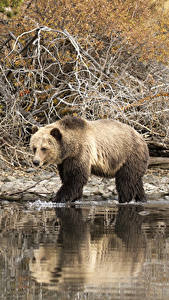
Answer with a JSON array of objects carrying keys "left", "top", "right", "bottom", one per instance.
[{"left": 0, "top": 165, "right": 168, "bottom": 202}]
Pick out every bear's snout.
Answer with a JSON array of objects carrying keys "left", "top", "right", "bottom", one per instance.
[{"left": 33, "top": 160, "right": 40, "bottom": 167}]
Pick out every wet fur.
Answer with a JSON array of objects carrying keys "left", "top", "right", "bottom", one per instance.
[{"left": 30, "top": 116, "right": 149, "bottom": 203}]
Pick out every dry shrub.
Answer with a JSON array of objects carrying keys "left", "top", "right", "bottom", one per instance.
[{"left": 0, "top": 27, "right": 169, "bottom": 166}]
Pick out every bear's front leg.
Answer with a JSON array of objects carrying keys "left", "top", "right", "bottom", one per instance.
[
  {"left": 53, "top": 158, "right": 89, "bottom": 202},
  {"left": 53, "top": 183, "right": 83, "bottom": 203}
]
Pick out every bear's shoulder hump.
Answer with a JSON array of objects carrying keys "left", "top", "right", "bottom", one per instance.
[{"left": 60, "top": 116, "right": 87, "bottom": 130}]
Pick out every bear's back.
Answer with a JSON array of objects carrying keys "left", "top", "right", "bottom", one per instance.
[
  {"left": 86, "top": 119, "right": 149, "bottom": 176},
  {"left": 87, "top": 119, "right": 138, "bottom": 152}
]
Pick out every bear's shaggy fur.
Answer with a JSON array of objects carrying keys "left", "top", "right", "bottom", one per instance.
[{"left": 30, "top": 116, "right": 149, "bottom": 203}]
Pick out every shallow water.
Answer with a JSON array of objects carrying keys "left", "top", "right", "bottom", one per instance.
[{"left": 0, "top": 200, "right": 169, "bottom": 300}]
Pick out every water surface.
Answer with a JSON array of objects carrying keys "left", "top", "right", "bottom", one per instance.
[{"left": 0, "top": 200, "right": 169, "bottom": 299}]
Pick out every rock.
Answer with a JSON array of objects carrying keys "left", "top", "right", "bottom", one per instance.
[
  {"left": 3, "top": 176, "right": 16, "bottom": 182},
  {"left": 26, "top": 168, "right": 36, "bottom": 173}
]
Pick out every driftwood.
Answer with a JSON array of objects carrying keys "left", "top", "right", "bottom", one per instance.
[
  {"left": 149, "top": 157, "right": 169, "bottom": 169},
  {"left": 148, "top": 140, "right": 169, "bottom": 157}
]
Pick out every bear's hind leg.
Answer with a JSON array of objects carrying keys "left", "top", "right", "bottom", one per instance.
[
  {"left": 115, "top": 166, "right": 136, "bottom": 203},
  {"left": 115, "top": 175, "right": 135, "bottom": 203},
  {"left": 115, "top": 161, "right": 138, "bottom": 203},
  {"left": 135, "top": 178, "right": 147, "bottom": 202},
  {"left": 115, "top": 162, "right": 147, "bottom": 203}
]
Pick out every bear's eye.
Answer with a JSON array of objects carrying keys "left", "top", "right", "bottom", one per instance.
[
  {"left": 33, "top": 147, "right": 36, "bottom": 154},
  {"left": 41, "top": 147, "right": 47, "bottom": 152}
]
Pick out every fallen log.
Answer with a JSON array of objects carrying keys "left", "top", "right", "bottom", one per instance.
[
  {"left": 147, "top": 140, "right": 169, "bottom": 157},
  {"left": 149, "top": 157, "right": 169, "bottom": 169}
]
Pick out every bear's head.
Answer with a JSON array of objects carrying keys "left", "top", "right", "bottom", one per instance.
[{"left": 30, "top": 126, "right": 64, "bottom": 167}]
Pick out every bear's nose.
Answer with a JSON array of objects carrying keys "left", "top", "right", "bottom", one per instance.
[{"left": 33, "top": 160, "right": 40, "bottom": 167}]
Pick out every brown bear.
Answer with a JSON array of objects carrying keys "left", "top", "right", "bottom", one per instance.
[{"left": 30, "top": 116, "right": 149, "bottom": 203}]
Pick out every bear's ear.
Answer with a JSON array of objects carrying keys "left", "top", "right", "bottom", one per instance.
[
  {"left": 50, "top": 128, "right": 62, "bottom": 141},
  {"left": 32, "top": 125, "right": 39, "bottom": 134}
]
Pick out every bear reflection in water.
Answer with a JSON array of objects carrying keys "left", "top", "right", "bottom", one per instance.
[{"left": 29, "top": 206, "right": 146, "bottom": 289}]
